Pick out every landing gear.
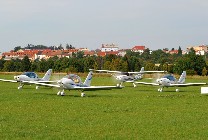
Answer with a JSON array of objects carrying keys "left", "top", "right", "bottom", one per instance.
[
  {"left": 57, "top": 89, "right": 65, "bottom": 96},
  {"left": 56, "top": 90, "right": 87, "bottom": 97},
  {"left": 117, "top": 82, "right": 123, "bottom": 87},
  {"left": 18, "top": 83, "right": 24, "bottom": 89},
  {"left": 158, "top": 87, "right": 163, "bottom": 92},
  {"left": 36, "top": 86, "right": 39, "bottom": 89},
  {"left": 81, "top": 92, "right": 86, "bottom": 97},
  {"left": 176, "top": 89, "right": 179, "bottom": 92},
  {"left": 133, "top": 83, "right": 137, "bottom": 88},
  {"left": 61, "top": 91, "right": 65, "bottom": 96},
  {"left": 57, "top": 91, "right": 61, "bottom": 96}
]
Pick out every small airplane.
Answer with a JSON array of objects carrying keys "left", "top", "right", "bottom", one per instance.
[
  {"left": 96, "top": 67, "right": 166, "bottom": 87},
  {"left": 28, "top": 69, "right": 123, "bottom": 97},
  {"left": 135, "top": 71, "right": 207, "bottom": 92},
  {"left": 0, "top": 69, "right": 53, "bottom": 89}
]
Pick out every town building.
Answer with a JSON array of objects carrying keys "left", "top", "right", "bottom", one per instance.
[
  {"left": 187, "top": 45, "right": 208, "bottom": 55},
  {"left": 131, "top": 46, "right": 146, "bottom": 53},
  {"left": 101, "top": 44, "right": 119, "bottom": 52}
]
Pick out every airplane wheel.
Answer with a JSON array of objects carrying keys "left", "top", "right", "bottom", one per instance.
[
  {"left": 158, "top": 88, "right": 160, "bottom": 92},
  {"left": 36, "top": 86, "right": 39, "bottom": 90},
  {"left": 61, "top": 92, "right": 65, "bottom": 96},
  {"left": 158, "top": 88, "right": 163, "bottom": 92},
  {"left": 57, "top": 91, "right": 61, "bottom": 96},
  {"left": 176, "top": 89, "right": 179, "bottom": 92},
  {"left": 133, "top": 83, "right": 137, "bottom": 88},
  {"left": 81, "top": 93, "right": 86, "bottom": 97},
  {"left": 18, "top": 86, "right": 22, "bottom": 90}
]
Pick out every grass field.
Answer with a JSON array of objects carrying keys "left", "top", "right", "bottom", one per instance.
[{"left": 1, "top": 73, "right": 208, "bottom": 139}]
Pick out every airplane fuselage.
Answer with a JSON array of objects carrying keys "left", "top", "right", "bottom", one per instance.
[
  {"left": 58, "top": 78, "right": 86, "bottom": 90},
  {"left": 14, "top": 72, "right": 40, "bottom": 82},
  {"left": 156, "top": 77, "right": 179, "bottom": 87},
  {"left": 115, "top": 74, "right": 142, "bottom": 82},
  {"left": 14, "top": 75, "right": 39, "bottom": 82}
]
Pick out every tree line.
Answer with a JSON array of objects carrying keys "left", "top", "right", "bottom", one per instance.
[
  {"left": 0, "top": 47, "right": 207, "bottom": 76},
  {"left": 14, "top": 44, "right": 75, "bottom": 52}
]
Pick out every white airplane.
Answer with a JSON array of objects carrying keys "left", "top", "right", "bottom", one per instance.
[
  {"left": 0, "top": 69, "right": 52, "bottom": 89},
  {"left": 135, "top": 71, "right": 207, "bottom": 92},
  {"left": 28, "top": 70, "right": 123, "bottom": 97},
  {"left": 96, "top": 67, "right": 166, "bottom": 87}
]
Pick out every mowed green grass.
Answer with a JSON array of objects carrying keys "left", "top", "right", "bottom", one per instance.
[{"left": 1, "top": 74, "right": 208, "bottom": 139}]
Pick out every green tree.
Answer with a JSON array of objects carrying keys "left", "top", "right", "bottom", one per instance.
[
  {"left": 0, "top": 59, "right": 5, "bottom": 71},
  {"left": 70, "top": 44, "right": 75, "bottom": 49},
  {"left": 120, "top": 60, "right": 128, "bottom": 72},
  {"left": 173, "top": 57, "right": 190, "bottom": 74},
  {"left": 3, "top": 60, "right": 15, "bottom": 72},
  {"left": 178, "top": 46, "right": 182, "bottom": 57},
  {"left": 103, "top": 61, "right": 112, "bottom": 70},
  {"left": 13, "top": 59, "right": 22, "bottom": 71},
  {"left": 21, "top": 56, "right": 31, "bottom": 71},
  {"left": 111, "top": 58, "right": 121, "bottom": 71},
  {"left": 14, "top": 46, "right": 22, "bottom": 52},
  {"left": 145, "top": 62, "right": 155, "bottom": 71},
  {"left": 93, "top": 61, "right": 99, "bottom": 70},
  {"left": 141, "top": 48, "right": 151, "bottom": 60},
  {"left": 202, "top": 67, "right": 207, "bottom": 76},
  {"left": 66, "top": 44, "right": 70, "bottom": 49},
  {"left": 76, "top": 51, "right": 84, "bottom": 59},
  {"left": 84, "top": 57, "right": 95, "bottom": 72}
]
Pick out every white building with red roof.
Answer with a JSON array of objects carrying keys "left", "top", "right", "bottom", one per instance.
[{"left": 131, "top": 46, "right": 146, "bottom": 53}]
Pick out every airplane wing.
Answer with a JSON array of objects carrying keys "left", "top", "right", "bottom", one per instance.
[
  {"left": 128, "top": 71, "right": 166, "bottom": 74},
  {"left": 95, "top": 70, "right": 122, "bottom": 73},
  {"left": 25, "top": 82, "right": 61, "bottom": 88},
  {"left": 125, "top": 81, "right": 135, "bottom": 83},
  {"left": 135, "top": 81, "right": 207, "bottom": 86},
  {"left": 72, "top": 86, "right": 123, "bottom": 91},
  {"left": 169, "top": 83, "right": 207, "bottom": 87},
  {"left": 21, "top": 80, "right": 58, "bottom": 84},
  {"left": 0, "top": 78, "right": 57, "bottom": 84},
  {"left": 24, "top": 81, "right": 123, "bottom": 90},
  {"left": 135, "top": 82, "right": 160, "bottom": 86},
  {"left": 0, "top": 79, "right": 18, "bottom": 83},
  {"left": 37, "top": 80, "right": 58, "bottom": 83}
]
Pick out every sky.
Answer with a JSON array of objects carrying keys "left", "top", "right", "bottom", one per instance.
[{"left": 0, "top": 0, "right": 208, "bottom": 53}]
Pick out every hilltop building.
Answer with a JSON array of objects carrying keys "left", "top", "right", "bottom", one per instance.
[
  {"left": 131, "top": 46, "right": 146, "bottom": 53},
  {"left": 187, "top": 45, "right": 208, "bottom": 55},
  {"left": 5, "top": 43, "right": 208, "bottom": 60},
  {"left": 101, "top": 44, "right": 119, "bottom": 52}
]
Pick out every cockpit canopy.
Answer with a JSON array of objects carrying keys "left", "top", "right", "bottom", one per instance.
[
  {"left": 22, "top": 72, "right": 37, "bottom": 78},
  {"left": 162, "top": 74, "right": 176, "bottom": 81},
  {"left": 64, "top": 74, "right": 81, "bottom": 83}
]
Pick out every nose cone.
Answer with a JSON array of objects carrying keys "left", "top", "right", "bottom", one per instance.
[
  {"left": 57, "top": 80, "right": 62, "bottom": 85},
  {"left": 57, "top": 79, "right": 73, "bottom": 88},
  {"left": 62, "top": 79, "right": 71, "bottom": 85},
  {"left": 14, "top": 75, "right": 20, "bottom": 81},
  {"left": 156, "top": 79, "right": 162, "bottom": 84}
]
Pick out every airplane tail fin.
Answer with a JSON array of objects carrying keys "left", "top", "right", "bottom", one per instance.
[
  {"left": 178, "top": 71, "right": 186, "bottom": 83},
  {"left": 140, "top": 67, "right": 144, "bottom": 72},
  {"left": 83, "top": 70, "right": 93, "bottom": 87},
  {"left": 137, "top": 67, "right": 144, "bottom": 79},
  {"left": 41, "top": 69, "right": 52, "bottom": 81}
]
